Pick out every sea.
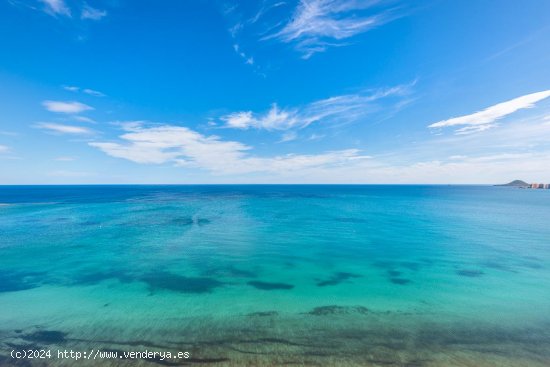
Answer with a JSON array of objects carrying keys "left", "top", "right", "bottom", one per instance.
[{"left": 0, "top": 185, "right": 549, "bottom": 366}]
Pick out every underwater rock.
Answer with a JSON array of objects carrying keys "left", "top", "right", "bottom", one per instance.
[
  {"left": 143, "top": 272, "right": 224, "bottom": 293},
  {"left": 456, "top": 269, "right": 484, "bottom": 277},
  {"left": 246, "top": 311, "right": 279, "bottom": 317},
  {"left": 387, "top": 270, "right": 402, "bottom": 277},
  {"left": 316, "top": 271, "right": 361, "bottom": 287},
  {"left": 73, "top": 269, "right": 133, "bottom": 285},
  {"left": 247, "top": 281, "right": 294, "bottom": 290},
  {"left": 390, "top": 278, "right": 411, "bottom": 285},
  {"left": 23, "top": 330, "right": 67, "bottom": 344},
  {"left": 306, "top": 305, "right": 369, "bottom": 316},
  {"left": 0, "top": 271, "right": 43, "bottom": 293}
]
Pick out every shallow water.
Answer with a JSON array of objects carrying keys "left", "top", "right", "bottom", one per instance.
[{"left": 0, "top": 185, "right": 549, "bottom": 366}]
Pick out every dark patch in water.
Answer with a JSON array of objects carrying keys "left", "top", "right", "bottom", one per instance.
[
  {"left": 456, "top": 269, "right": 484, "bottom": 277},
  {"left": 143, "top": 272, "right": 224, "bottom": 293},
  {"left": 316, "top": 272, "right": 361, "bottom": 287},
  {"left": 23, "top": 330, "right": 67, "bottom": 344},
  {"left": 246, "top": 311, "right": 278, "bottom": 317},
  {"left": 6, "top": 342, "right": 42, "bottom": 350},
  {"left": 283, "top": 261, "right": 295, "bottom": 269},
  {"left": 0, "top": 271, "right": 43, "bottom": 293},
  {"left": 522, "top": 262, "right": 543, "bottom": 269},
  {"left": 390, "top": 278, "right": 411, "bottom": 285},
  {"left": 247, "top": 281, "right": 294, "bottom": 290},
  {"left": 387, "top": 270, "right": 402, "bottom": 277},
  {"left": 73, "top": 269, "right": 133, "bottom": 285},
  {"left": 306, "top": 305, "right": 369, "bottom": 316}
]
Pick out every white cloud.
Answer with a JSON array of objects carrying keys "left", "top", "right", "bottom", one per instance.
[
  {"left": 221, "top": 85, "right": 409, "bottom": 130},
  {"left": 63, "top": 85, "right": 105, "bottom": 97},
  {"left": 81, "top": 4, "right": 107, "bottom": 20},
  {"left": 0, "top": 145, "right": 9, "bottom": 153},
  {"left": 89, "top": 122, "right": 371, "bottom": 174},
  {"left": 43, "top": 100, "right": 94, "bottom": 114},
  {"left": 233, "top": 44, "right": 255, "bottom": 66},
  {"left": 40, "top": 0, "right": 71, "bottom": 17},
  {"left": 264, "top": 0, "right": 398, "bottom": 58},
  {"left": 36, "top": 123, "right": 93, "bottom": 134},
  {"left": 72, "top": 116, "right": 96, "bottom": 123},
  {"left": 63, "top": 85, "right": 80, "bottom": 92},
  {"left": 222, "top": 103, "right": 298, "bottom": 130},
  {"left": 82, "top": 88, "right": 105, "bottom": 97},
  {"left": 429, "top": 90, "right": 550, "bottom": 133},
  {"left": 279, "top": 131, "right": 298, "bottom": 142},
  {"left": 454, "top": 123, "right": 499, "bottom": 135}
]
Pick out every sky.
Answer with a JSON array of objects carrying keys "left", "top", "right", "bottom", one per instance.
[{"left": 1, "top": 0, "right": 550, "bottom": 184}]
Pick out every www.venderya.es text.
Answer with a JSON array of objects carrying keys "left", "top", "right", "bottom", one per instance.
[{"left": 11, "top": 349, "right": 190, "bottom": 361}]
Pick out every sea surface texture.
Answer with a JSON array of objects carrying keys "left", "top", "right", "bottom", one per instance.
[{"left": 1, "top": 185, "right": 549, "bottom": 366}]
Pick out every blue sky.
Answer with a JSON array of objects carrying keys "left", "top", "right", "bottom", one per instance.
[{"left": 1, "top": 0, "right": 550, "bottom": 184}]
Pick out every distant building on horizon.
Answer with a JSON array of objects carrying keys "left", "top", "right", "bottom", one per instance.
[{"left": 529, "top": 183, "right": 550, "bottom": 189}]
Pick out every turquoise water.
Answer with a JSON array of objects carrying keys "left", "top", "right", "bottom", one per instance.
[{"left": 1, "top": 185, "right": 549, "bottom": 366}]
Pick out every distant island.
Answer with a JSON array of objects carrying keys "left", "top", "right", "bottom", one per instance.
[
  {"left": 496, "top": 180, "right": 549, "bottom": 189},
  {"left": 497, "top": 180, "right": 529, "bottom": 187}
]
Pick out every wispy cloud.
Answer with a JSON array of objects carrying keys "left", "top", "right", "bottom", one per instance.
[
  {"left": 43, "top": 100, "right": 94, "bottom": 114},
  {"left": 89, "top": 122, "right": 371, "bottom": 174},
  {"left": 40, "top": 0, "right": 71, "bottom": 17},
  {"left": 233, "top": 44, "right": 254, "bottom": 65},
  {"left": 82, "top": 88, "right": 105, "bottom": 97},
  {"left": 279, "top": 131, "right": 298, "bottom": 142},
  {"left": 72, "top": 116, "right": 96, "bottom": 123},
  {"left": 221, "top": 85, "right": 410, "bottom": 130},
  {"left": 90, "top": 121, "right": 550, "bottom": 183},
  {"left": 429, "top": 90, "right": 550, "bottom": 134},
  {"left": 0, "top": 130, "right": 18, "bottom": 136},
  {"left": 15, "top": 1, "right": 107, "bottom": 21},
  {"left": 264, "top": 0, "right": 400, "bottom": 58},
  {"left": 81, "top": 4, "right": 107, "bottom": 20},
  {"left": 36, "top": 122, "right": 93, "bottom": 134},
  {"left": 0, "top": 145, "right": 9, "bottom": 153},
  {"left": 63, "top": 85, "right": 80, "bottom": 92},
  {"left": 63, "top": 85, "right": 105, "bottom": 97}
]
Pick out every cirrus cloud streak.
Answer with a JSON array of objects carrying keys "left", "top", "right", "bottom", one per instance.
[{"left": 89, "top": 122, "right": 372, "bottom": 175}]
